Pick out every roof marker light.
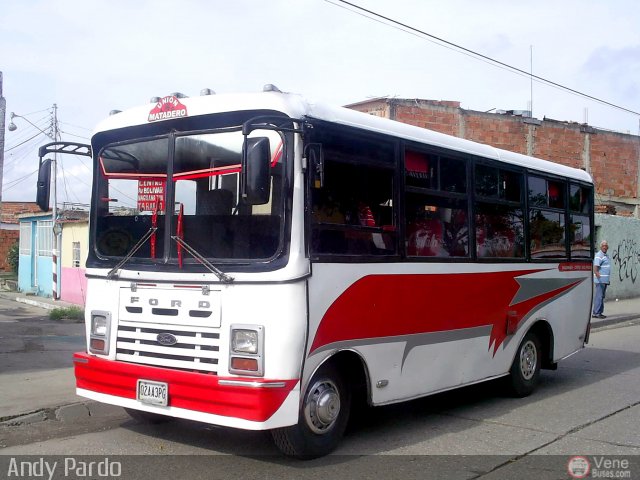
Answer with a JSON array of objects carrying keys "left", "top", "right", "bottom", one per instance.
[
  {"left": 263, "top": 84, "right": 282, "bottom": 93},
  {"left": 200, "top": 88, "right": 215, "bottom": 96},
  {"left": 109, "top": 110, "right": 122, "bottom": 116},
  {"left": 150, "top": 96, "right": 161, "bottom": 104},
  {"left": 171, "top": 92, "right": 188, "bottom": 99}
]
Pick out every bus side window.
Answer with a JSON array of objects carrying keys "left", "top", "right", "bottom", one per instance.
[{"left": 311, "top": 159, "right": 396, "bottom": 256}]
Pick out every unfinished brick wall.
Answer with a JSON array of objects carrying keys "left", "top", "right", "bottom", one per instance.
[
  {"left": 530, "top": 121, "right": 585, "bottom": 169},
  {"left": 590, "top": 132, "right": 639, "bottom": 200},
  {"left": 464, "top": 114, "right": 528, "bottom": 155},
  {"left": 0, "top": 202, "right": 40, "bottom": 273},
  {"left": 348, "top": 98, "right": 640, "bottom": 216},
  {"left": 0, "top": 230, "right": 18, "bottom": 272},
  {"left": 1, "top": 202, "right": 41, "bottom": 224}
]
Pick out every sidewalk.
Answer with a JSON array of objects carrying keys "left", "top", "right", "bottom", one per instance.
[
  {"left": 0, "top": 289, "right": 79, "bottom": 311},
  {"left": 589, "top": 295, "right": 640, "bottom": 329}
]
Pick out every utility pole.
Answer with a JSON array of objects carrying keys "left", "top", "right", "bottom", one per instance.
[
  {"left": 0, "top": 72, "right": 5, "bottom": 203},
  {"left": 52, "top": 103, "right": 60, "bottom": 300}
]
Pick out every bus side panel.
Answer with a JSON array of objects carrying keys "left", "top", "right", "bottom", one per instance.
[{"left": 305, "top": 262, "right": 591, "bottom": 406}]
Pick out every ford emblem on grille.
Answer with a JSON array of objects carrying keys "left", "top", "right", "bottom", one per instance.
[{"left": 157, "top": 333, "right": 178, "bottom": 346}]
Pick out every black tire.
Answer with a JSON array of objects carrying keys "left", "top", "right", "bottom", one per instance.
[
  {"left": 124, "top": 408, "right": 170, "bottom": 424},
  {"left": 506, "top": 331, "right": 542, "bottom": 397},
  {"left": 271, "top": 363, "right": 351, "bottom": 459}
]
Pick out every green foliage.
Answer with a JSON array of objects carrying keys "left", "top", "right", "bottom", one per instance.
[
  {"left": 7, "top": 241, "right": 19, "bottom": 274},
  {"left": 49, "top": 306, "right": 85, "bottom": 322}
]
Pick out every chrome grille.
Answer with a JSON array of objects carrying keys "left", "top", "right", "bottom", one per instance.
[{"left": 115, "top": 322, "right": 220, "bottom": 373}]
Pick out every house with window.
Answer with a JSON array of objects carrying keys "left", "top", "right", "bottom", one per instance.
[{"left": 17, "top": 209, "right": 89, "bottom": 305}]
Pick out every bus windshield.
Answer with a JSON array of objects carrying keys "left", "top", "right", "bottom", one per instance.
[{"left": 94, "top": 127, "right": 285, "bottom": 266}]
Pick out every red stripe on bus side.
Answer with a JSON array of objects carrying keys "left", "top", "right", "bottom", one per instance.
[{"left": 309, "top": 270, "right": 579, "bottom": 355}]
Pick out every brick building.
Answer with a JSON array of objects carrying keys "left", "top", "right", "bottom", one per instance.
[
  {"left": 347, "top": 98, "right": 640, "bottom": 217},
  {"left": 0, "top": 201, "right": 41, "bottom": 272}
]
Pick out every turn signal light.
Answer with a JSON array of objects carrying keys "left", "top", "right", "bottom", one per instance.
[
  {"left": 90, "top": 338, "right": 106, "bottom": 352},
  {"left": 230, "top": 357, "right": 258, "bottom": 372}
]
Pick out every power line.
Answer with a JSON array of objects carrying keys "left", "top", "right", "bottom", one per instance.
[
  {"left": 59, "top": 120, "right": 91, "bottom": 132},
  {"left": 58, "top": 128, "right": 90, "bottom": 140},
  {"left": 4, "top": 131, "right": 47, "bottom": 153},
  {"left": 3, "top": 169, "right": 38, "bottom": 191},
  {"left": 328, "top": 0, "right": 640, "bottom": 117}
]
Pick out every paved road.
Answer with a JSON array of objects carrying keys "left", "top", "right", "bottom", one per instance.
[
  {"left": 0, "top": 295, "right": 85, "bottom": 419},
  {"left": 1, "top": 320, "right": 639, "bottom": 479}
]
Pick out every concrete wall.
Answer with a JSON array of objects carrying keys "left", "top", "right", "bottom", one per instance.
[
  {"left": 595, "top": 213, "right": 640, "bottom": 299},
  {"left": 61, "top": 267, "right": 86, "bottom": 305},
  {"left": 18, "top": 253, "right": 53, "bottom": 296}
]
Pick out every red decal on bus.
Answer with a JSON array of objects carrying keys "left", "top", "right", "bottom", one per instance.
[{"left": 310, "top": 270, "right": 583, "bottom": 356}]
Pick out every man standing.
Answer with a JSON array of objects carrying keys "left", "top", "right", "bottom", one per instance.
[{"left": 592, "top": 240, "right": 611, "bottom": 319}]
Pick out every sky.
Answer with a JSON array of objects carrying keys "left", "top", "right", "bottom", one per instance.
[{"left": 1, "top": 0, "right": 639, "bottom": 205}]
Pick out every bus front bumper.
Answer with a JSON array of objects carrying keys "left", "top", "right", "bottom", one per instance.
[{"left": 73, "top": 352, "right": 300, "bottom": 430}]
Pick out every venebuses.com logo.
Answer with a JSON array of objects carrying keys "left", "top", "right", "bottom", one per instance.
[
  {"left": 568, "top": 455, "right": 632, "bottom": 479},
  {"left": 568, "top": 456, "right": 591, "bottom": 478}
]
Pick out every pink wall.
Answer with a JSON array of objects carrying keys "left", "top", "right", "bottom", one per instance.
[{"left": 61, "top": 267, "right": 87, "bottom": 306}]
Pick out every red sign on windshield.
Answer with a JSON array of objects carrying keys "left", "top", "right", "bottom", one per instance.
[{"left": 138, "top": 180, "right": 165, "bottom": 212}]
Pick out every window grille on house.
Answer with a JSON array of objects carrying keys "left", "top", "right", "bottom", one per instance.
[
  {"left": 72, "top": 242, "right": 81, "bottom": 268},
  {"left": 36, "top": 220, "right": 53, "bottom": 257},
  {"left": 19, "top": 222, "right": 32, "bottom": 255}
]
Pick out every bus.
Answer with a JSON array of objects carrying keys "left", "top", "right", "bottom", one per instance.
[{"left": 38, "top": 87, "right": 594, "bottom": 458}]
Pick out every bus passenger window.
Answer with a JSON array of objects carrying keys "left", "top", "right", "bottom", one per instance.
[
  {"left": 406, "top": 194, "right": 468, "bottom": 258},
  {"left": 475, "top": 203, "right": 524, "bottom": 258},
  {"left": 310, "top": 159, "right": 396, "bottom": 256},
  {"left": 529, "top": 209, "right": 566, "bottom": 259}
]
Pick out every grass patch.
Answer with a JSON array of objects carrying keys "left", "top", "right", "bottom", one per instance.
[{"left": 49, "top": 306, "right": 85, "bottom": 322}]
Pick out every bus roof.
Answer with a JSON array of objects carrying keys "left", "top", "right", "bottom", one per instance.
[{"left": 94, "top": 91, "right": 593, "bottom": 184}]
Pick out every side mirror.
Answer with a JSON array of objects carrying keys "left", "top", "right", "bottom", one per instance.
[
  {"left": 241, "top": 137, "right": 271, "bottom": 205},
  {"left": 36, "top": 159, "right": 52, "bottom": 211},
  {"left": 307, "top": 143, "right": 324, "bottom": 189}
]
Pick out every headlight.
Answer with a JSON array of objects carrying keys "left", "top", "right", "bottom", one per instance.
[
  {"left": 90, "top": 311, "right": 111, "bottom": 355},
  {"left": 231, "top": 329, "right": 259, "bottom": 354},
  {"left": 229, "top": 325, "right": 264, "bottom": 377},
  {"left": 91, "top": 315, "right": 109, "bottom": 336}
]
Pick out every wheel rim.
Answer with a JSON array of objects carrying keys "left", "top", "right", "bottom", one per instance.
[
  {"left": 520, "top": 340, "right": 538, "bottom": 380},
  {"left": 303, "top": 379, "right": 341, "bottom": 434}
]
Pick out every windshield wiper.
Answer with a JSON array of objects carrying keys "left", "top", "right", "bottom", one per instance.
[
  {"left": 107, "top": 227, "right": 157, "bottom": 279},
  {"left": 171, "top": 235, "right": 234, "bottom": 283}
]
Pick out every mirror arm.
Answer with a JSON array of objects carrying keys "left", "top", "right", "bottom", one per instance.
[{"left": 242, "top": 115, "right": 304, "bottom": 136}]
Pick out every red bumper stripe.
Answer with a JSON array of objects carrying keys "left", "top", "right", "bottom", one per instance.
[{"left": 74, "top": 352, "right": 297, "bottom": 422}]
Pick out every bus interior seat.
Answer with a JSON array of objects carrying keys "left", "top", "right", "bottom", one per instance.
[{"left": 197, "top": 189, "right": 234, "bottom": 215}]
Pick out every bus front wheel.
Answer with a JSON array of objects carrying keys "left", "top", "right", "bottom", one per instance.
[
  {"left": 507, "top": 331, "right": 542, "bottom": 397},
  {"left": 271, "top": 363, "right": 351, "bottom": 459}
]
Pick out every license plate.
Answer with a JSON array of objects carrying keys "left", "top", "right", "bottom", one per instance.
[{"left": 136, "top": 380, "right": 168, "bottom": 407}]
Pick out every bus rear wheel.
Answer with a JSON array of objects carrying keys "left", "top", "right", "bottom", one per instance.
[
  {"left": 271, "top": 363, "right": 351, "bottom": 459},
  {"left": 506, "top": 331, "right": 541, "bottom": 397}
]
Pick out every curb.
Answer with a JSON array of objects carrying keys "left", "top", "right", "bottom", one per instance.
[
  {"left": 1, "top": 401, "right": 125, "bottom": 427},
  {"left": 0, "top": 291, "right": 79, "bottom": 311},
  {"left": 15, "top": 296, "right": 57, "bottom": 311},
  {"left": 590, "top": 314, "right": 640, "bottom": 331}
]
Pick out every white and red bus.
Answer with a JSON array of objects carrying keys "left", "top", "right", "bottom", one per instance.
[{"left": 39, "top": 87, "right": 594, "bottom": 458}]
